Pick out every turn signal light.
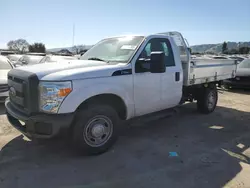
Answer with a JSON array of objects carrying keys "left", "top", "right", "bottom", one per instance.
[{"left": 58, "top": 88, "right": 72, "bottom": 97}]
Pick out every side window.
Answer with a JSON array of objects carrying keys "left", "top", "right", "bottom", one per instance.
[
  {"left": 135, "top": 38, "right": 175, "bottom": 73},
  {"left": 161, "top": 40, "right": 175, "bottom": 67},
  {"left": 145, "top": 43, "right": 151, "bottom": 57},
  {"left": 161, "top": 42, "right": 169, "bottom": 56}
]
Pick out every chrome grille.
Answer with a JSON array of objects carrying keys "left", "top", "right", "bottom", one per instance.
[
  {"left": 8, "top": 75, "right": 26, "bottom": 111},
  {"left": 7, "top": 69, "right": 39, "bottom": 115}
]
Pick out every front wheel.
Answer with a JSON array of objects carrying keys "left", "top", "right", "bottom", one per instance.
[
  {"left": 197, "top": 86, "right": 218, "bottom": 114},
  {"left": 71, "top": 104, "right": 120, "bottom": 155}
]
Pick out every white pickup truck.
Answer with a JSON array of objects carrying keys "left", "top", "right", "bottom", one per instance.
[{"left": 5, "top": 32, "right": 237, "bottom": 154}]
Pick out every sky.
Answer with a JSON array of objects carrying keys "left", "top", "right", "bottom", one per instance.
[{"left": 1, "top": 0, "right": 250, "bottom": 49}]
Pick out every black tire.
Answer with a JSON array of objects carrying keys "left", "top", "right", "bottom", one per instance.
[
  {"left": 71, "top": 104, "right": 120, "bottom": 155},
  {"left": 197, "top": 86, "right": 218, "bottom": 114}
]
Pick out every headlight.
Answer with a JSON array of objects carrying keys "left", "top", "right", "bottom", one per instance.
[{"left": 39, "top": 81, "right": 72, "bottom": 113}]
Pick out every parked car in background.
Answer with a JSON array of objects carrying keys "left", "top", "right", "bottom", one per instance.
[
  {"left": 228, "top": 56, "right": 245, "bottom": 63},
  {"left": 26, "top": 52, "right": 46, "bottom": 56},
  {"left": 212, "top": 56, "right": 229, "bottom": 60},
  {"left": 223, "top": 59, "right": 250, "bottom": 88},
  {"left": 0, "top": 50, "right": 16, "bottom": 56},
  {"left": 7, "top": 54, "right": 23, "bottom": 66},
  {"left": 39, "top": 55, "right": 77, "bottom": 63},
  {"left": 0, "top": 55, "right": 13, "bottom": 102},
  {"left": 15, "top": 55, "right": 44, "bottom": 66}
]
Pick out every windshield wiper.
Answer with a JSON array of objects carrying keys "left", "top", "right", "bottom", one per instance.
[{"left": 88, "top": 57, "right": 107, "bottom": 62}]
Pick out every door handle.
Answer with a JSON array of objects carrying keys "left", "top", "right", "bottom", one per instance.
[{"left": 175, "top": 72, "right": 180, "bottom": 81}]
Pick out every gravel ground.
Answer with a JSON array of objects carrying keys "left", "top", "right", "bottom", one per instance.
[{"left": 0, "top": 89, "right": 250, "bottom": 188}]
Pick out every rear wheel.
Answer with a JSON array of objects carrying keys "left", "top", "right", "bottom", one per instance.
[
  {"left": 197, "top": 86, "right": 218, "bottom": 114},
  {"left": 71, "top": 104, "right": 120, "bottom": 155}
]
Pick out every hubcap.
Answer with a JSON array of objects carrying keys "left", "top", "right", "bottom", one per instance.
[
  {"left": 91, "top": 124, "right": 105, "bottom": 138},
  {"left": 83, "top": 115, "right": 113, "bottom": 147}
]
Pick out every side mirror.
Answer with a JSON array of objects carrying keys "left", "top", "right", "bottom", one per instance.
[{"left": 150, "top": 52, "right": 166, "bottom": 73}]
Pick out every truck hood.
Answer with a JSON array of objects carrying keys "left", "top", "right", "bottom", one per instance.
[{"left": 16, "top": 60, "right": 128, "bottom": 80}]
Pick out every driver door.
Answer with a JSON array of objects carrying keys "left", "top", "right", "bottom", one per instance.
[{"left": 133, "top": 38, "right": 163, "bottom": 116}]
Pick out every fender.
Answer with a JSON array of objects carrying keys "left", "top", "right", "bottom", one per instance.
[{"left": 58, "top": 76, "right": 135, "bottom": 119}]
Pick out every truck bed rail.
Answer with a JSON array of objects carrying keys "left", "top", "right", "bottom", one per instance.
[{"left": 187, "top": 59, "right": 237, "bottom": 85}]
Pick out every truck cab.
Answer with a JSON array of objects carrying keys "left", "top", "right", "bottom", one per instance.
[{"left": 5, "top": 32, "right": 237, "bottom": 155}]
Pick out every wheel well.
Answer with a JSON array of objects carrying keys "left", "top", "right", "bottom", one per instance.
[{"left": 77, "top": 94, "right": 127, "bottom": 120}]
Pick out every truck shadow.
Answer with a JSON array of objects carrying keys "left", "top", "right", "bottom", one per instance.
[{"left": 0, "top": 103, "right": 250, "bottom": 188}]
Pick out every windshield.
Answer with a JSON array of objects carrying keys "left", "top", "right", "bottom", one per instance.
[
  {"left": 238, "top": 59, "right": 250, "bottom": 68},
  {"left": 80, "top": 36, "right": 144, "bottom": 63},
  {"left": 0, "top": 57, "right": 12, "bottom": 69}
]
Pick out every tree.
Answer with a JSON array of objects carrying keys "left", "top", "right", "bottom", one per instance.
[
  {"left": 28, "top": 43, "right": 46, "bottom": 53},
  {"left": 79, "top": 49, "right": 88, "bottom": 55},
  {"left": 228, "top": 49, "right": 239, "bottom": 54},
  {"left": 7, "top": 39, "right": 29, "bottom": 53},
  {"left": 239, "top": 47, "right": 250, "bottom": 54},
  {"left": 222, "top": 42, "right": 228, "bottom": 54}
]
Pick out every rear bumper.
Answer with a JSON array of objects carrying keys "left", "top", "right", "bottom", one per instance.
[
  {"left": 223, "top": 80, "right": 250, "bottom": 88},
  {"left": 5, "top": 98, "right": 74, "bottom": 139}
]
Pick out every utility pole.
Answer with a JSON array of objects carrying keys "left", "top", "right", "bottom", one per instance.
[{"left": 72, "top": 24, "right": 75, "bottom": 47}]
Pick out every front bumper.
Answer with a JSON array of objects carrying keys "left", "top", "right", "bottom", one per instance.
[
  {"left": 223, "top": 79, "right": 250, "bottom": 88},
  {"left": 5, "top": 98, "right": 74, "bottom": 139}
]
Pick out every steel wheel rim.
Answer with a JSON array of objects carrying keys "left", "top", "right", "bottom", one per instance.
[
  {"left": 83, "top": 115, "right": 113, "bottom": 147},
  {"left": 207, "top": 91, "right": 216, "bottom": 110}
]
